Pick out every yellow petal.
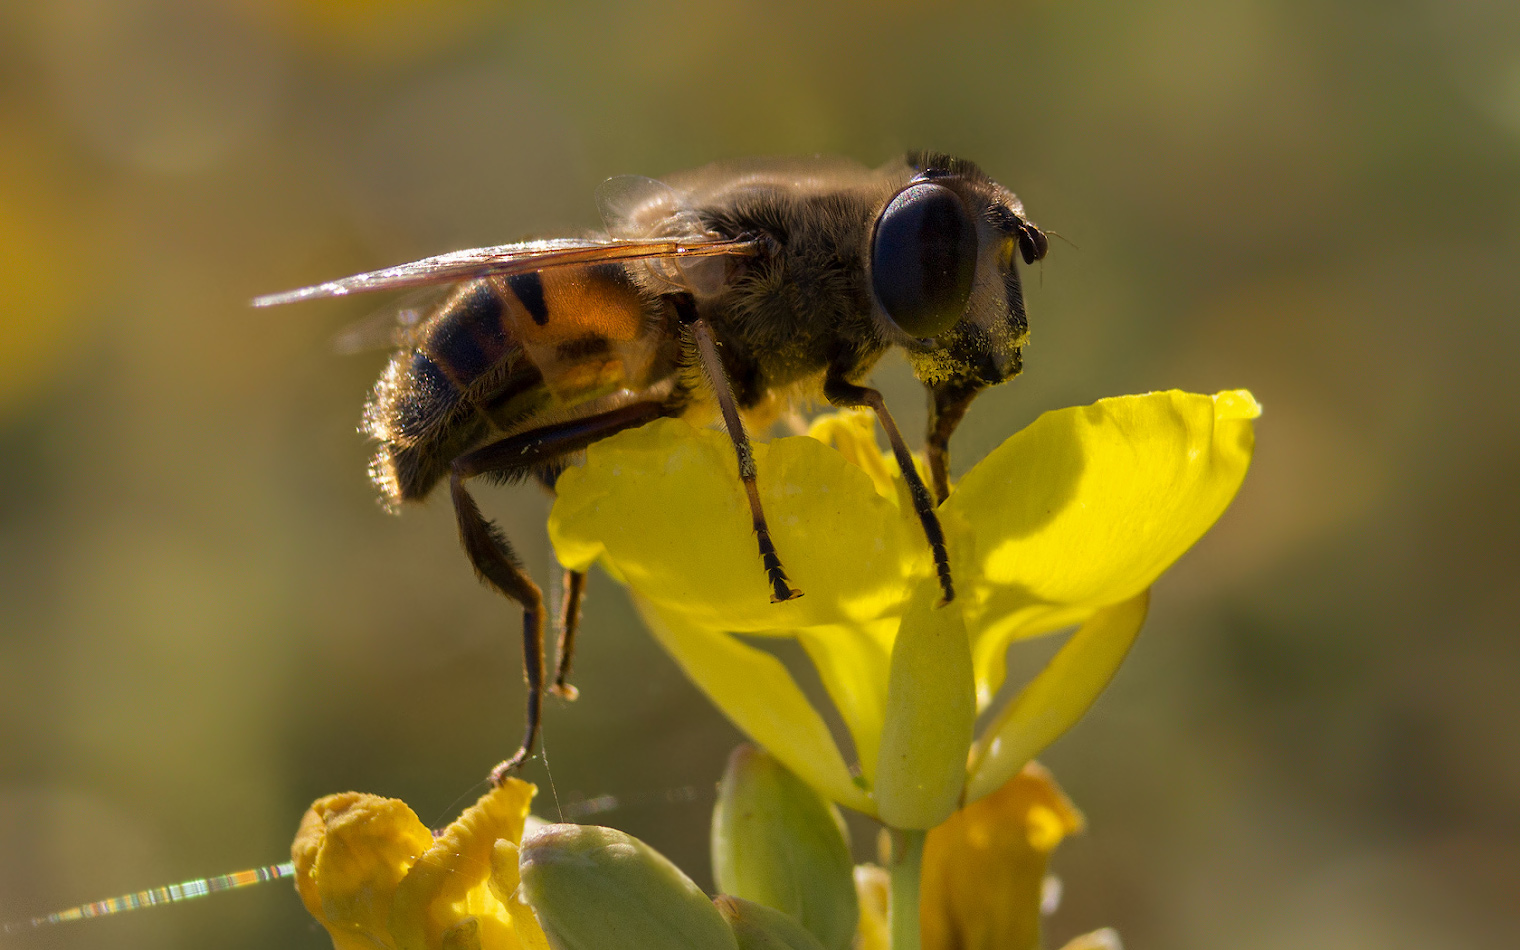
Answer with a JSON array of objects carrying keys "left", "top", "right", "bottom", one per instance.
[
  {"left": 964, "top": 591, "right": 1149, "bottom": 803},
  {"left": 944, "top": 390, "right": 1257, "bottom": 700},
  {"left": 549, "top": 418, "right": 926, "bottom": 632},
  {"left": 920, "top": 763, "right": 1083, "bottom": 950},
  {"left": 873, "top": 579, "right": 976, "bottom": 830},
  {"left": 293, "top": 792, "right": 434, "bottom": 950},
  {"left": 796, "top": 619, "right": 894, "bottom": 784},
  {"left": 292, "top": 782, "right": 545, "bottom": 950},
  {"left": 388, "top": 780, "right": 537, "bottom": 950},
  {"left": 806, "top": 410, "right": 900, "bottom": 503},
  {"left": 489, "top": 841, "right": 552, "bottom": 950},
  {"left": 636, "top": 599, "right": 874, "bottom": 814},
  {"left": 852, "top": 865, "right": 891, "bottom": 950}
]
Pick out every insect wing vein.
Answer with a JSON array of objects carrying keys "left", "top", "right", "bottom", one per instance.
[{"left": 253, "top": 236, "right": 761, "bottom": 307}]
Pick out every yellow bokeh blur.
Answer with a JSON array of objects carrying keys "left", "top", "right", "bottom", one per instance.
[{"left": 2, "top": 2, "right": 1516, "bottom": 949}]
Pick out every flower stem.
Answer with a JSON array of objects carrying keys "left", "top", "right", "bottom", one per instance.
[{"left": 887, "top": 827, "right": 926, "bottom": 950}]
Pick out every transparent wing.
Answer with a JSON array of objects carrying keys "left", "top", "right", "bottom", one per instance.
[
  {"left": 253, "top": 235, "right": 762, "bottom": 308},
  {"left": 593, "top": 178, "right": 734, "bottom": 296},
  {"left": 330, "top": 285, "right": 453, "bottom": 355},
  {"left": 596, "top": 175, "right": 690, "bottom": 239}
]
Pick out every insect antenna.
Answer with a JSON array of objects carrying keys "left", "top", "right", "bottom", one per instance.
[
  {"left": 1041, "top": 228, "right": 1079, "bottom": 251},
  {"left": 1, "top": 861, "right": 296, "bottom": 935}
]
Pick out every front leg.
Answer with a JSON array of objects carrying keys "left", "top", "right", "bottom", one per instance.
[
  {"left": 823, "top": 371, "right": 955, "bottom": 605},
  {"left": 683, "top": 306, "right": 801, "bottom": 603},
  {"left": 926, "top": 380, "right": 984, "bottom": 504}
]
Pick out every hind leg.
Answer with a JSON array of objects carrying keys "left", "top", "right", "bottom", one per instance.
[
  {"left": 533, "top": 469, "right": 588, "bottom": 701},
  {"left": 448, "top": 400, "right": 668, "bottom": 784},
  {"left": 448, "top": 473, "right": 545, "bottom": 783},
  {"left": 550, "top": 569, "right": 587, "bottom": 700}
]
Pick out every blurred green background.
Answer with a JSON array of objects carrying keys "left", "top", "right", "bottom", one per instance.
[{"left": 2, "top": 1, "right": 1517, "bottom": 948}]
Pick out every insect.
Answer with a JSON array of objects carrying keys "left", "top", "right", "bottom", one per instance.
[{"left": 255, "top": 152, "right": 1048, "bottom": 784}]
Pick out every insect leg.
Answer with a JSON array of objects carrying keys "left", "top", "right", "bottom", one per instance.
[
  {"left": 825, "top": 375, "right": 955, "bottom": 605},
  {"left": 532, "top": 469, "right": 587, "bottom": 701},
  {"left": 448, "top": 475, "right": 544, "bottom": 783},
  {"left": 449, "top": 400, "right": 670, "bottom": 784},
  {"left": 688, "top": 315, "right": 802, "bottom": 603},
  {"left": 552, "top": 569, "right": 587, "bottom": 700},
  {"left": 926, "top": 381, "right": 985, "bottom": 504}
]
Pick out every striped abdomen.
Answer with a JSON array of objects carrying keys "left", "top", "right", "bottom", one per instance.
[{"left": 364, "top": 264, "right": 667, "bottom": 506}]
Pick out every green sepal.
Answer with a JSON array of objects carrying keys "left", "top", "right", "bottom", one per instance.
[
  {"left": 519, "top": 823, "right": 737, "bottom": 950},
  {"left": 715, "top": 896, "right": 829, "bottom": 950},
  {"left": 712, "top": 745, "right": 859, "bottom": 950}
]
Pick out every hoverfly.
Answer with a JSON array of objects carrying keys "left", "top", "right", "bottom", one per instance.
[{"left": 256, "top": 152, "right": 1048, "bottom": 784}]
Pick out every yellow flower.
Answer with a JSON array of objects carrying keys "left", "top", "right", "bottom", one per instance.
[
  {"left": 919, "top": 762, "right": 1082, "bottom": 950},
  {"left": 852, "top": 763, "right": 1116, "bottom": 950},
  {"left": 551, "top": 391, "right": 1259, "bottom": 826},
  {"left": 291, "top": 779, "right": 549, "bottom": 950}
]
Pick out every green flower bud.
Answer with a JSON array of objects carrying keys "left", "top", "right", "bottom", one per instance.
[
  {"left": 711, "top": 745, "right": 859, "bottom": 950},
  {"left": 519, "top": 823, "right": 737, "bottom": 950},
  {"left": 715, "top": 896, "right": 829, "bottom": 950},
  {"left": 874, "top": 577, "right": 975, "bottom": 829}
]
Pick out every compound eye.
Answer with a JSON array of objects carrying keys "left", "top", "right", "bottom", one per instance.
[{"left": 871, "top": 182, "right": 979, "bottom": 339}]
